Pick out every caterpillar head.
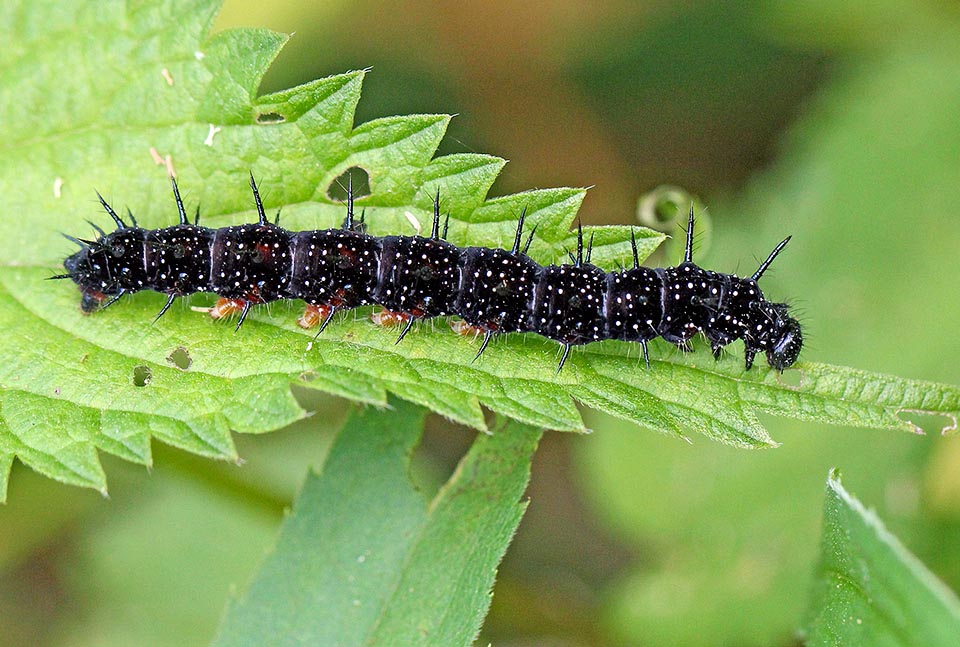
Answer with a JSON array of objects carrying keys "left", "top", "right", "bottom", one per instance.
[
  {"left": 767, "top": 309, "right": 803, "bottom": 370},
  {"left": 63, "top": 228, "right": 146, "bottom": 312},
  {"left": 753, "top": 301, "right": 802, "bottom": 370},
  {"left": 742, "top": 235, "right": 802, "bottom": 370}
]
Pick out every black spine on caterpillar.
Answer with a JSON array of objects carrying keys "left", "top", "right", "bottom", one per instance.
[{"left": 56, "top": 176, "right": 802, "bottom": 371}]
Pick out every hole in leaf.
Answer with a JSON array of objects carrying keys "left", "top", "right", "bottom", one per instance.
[
  {"left": 166, "top": 346, "right": 191, "bottom": 370},
  {"left": 896, "top": 409, "right": 958, "bottom": 435},
  {"left": 327, "top": 166, "right": 371, "bottom": 202},
  {"left": 132, "top": 365, "right": 152, "bottom": 387},
  {"left": 777, "top": 367, "right": 803, "bottom": 389},
  {"left": 256, "top": 111, "right": 285, "bottom": 124}
]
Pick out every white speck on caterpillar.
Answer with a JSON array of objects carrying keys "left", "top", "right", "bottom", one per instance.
[
  {"left": 194, "top": 51, "right": 205, "bottom": 61},
  {"left": 53, "top": 177, "right": 64, "bottom": 199},
  {"left": 161, "top": 68, "right": 174, "bottom": 86}
]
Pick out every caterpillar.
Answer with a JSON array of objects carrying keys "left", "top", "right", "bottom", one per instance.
[{"left": 54, "top": 175, "right": 803, "bottom": 372}]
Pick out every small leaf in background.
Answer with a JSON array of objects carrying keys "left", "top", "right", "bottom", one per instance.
[
  {"left": 212, "top": 399, "right": 542, "bottom": 647},
  {"left": 803, "top": 470, "right": 960, "bottom": 646}
]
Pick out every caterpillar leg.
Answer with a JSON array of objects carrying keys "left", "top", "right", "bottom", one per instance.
[
  {"left": 371, "top": 309, "right": 411, "bottom": 327},
  {"left": 298, "top": 304, "right": 335, "bottom": 332},
  {"left": 449, "top": 319, "right": 483, "bottom": 339},
  {"left": 80, "top": 290, "right": 108, "bottom": 313},
  {"left": 196, "top": 298, "right": 254, "bottom": 331},
  {"left": 370, "top": 309, "right": 416, "bottom": 344},
  {"left": 205, "top": 298, "right": 247, "bottom": 321},
  {"left": 450, "top": 320, "right": 494, "bottom": 363}
]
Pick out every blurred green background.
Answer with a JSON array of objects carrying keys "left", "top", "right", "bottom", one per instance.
[{"left": 3, "top": 1, "right": 960, "bottom": 645}]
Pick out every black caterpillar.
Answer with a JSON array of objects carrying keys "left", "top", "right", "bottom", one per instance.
[{"left": 55, "top": 175, "right": 802, "bottom": 371}]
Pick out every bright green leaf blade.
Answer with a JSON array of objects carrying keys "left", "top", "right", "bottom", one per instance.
[
  {"left": 803, "top": 470, "right": 960, "bottom": 646},
  {"left": 0, "top": 390, "right": 108, "bottom": 493},
  {"left": 211, "top": 399, "right": 542, "bottom": 647},
  {"left": 4, "top": 0, "right": 960, "bottom": 496},
  {"left": 364, "top": 420, "right": 540, "bottom": 645}
]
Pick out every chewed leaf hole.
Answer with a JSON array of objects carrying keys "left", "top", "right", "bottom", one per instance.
[
  {"left": 327, "top": 166, "right": 371, "bottom": 202},
  {"left": 167, "top": 346, "right": 191, "bottom": 370},
  {"left": 256, "top": 111, "right": 285, "bottom": 124},
  {"left": 777, "top": 368, "right": 803, "bottom": 389},
  {"left": 132, "top": 365, "right": 152, "bottom": 387},
  {"left": 896, "top": 409, "right": 958, "bottom": 435}
]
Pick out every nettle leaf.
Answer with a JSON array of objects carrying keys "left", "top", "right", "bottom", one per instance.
[
  {"left": 1, "top": 0, "right": 959, "bottom": 499},
  {"left": 803, "top": 470, "right": 960, "bottom": 645},
  {"left": 212, "top": 399, "right": 541, "bottom": 647}
]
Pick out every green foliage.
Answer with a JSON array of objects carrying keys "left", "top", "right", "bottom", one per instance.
[
  {"left": 212, "top": 399, "right": 541, "bottom": 647},
  {"left": 580, "top": 423, "right": 931, "bottom": 647},
  {"left": 2, "top": 1, "right": 960, "bottom": 647},
  {"left": 578, "top": 4, "right": 960, "bottom": 644},
  {"left": 1, "top": 0, "right": 960, "bottom": 501},
  {"left": 803, "top": 470, "right": 960, "bottom": 645}
]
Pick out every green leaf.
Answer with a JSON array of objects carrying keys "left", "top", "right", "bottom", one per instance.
[
  {"left": 803, "top": 470, "right": 960, "bottom": 645},
  {"left": 578, "top": 18, "right": 960, "bottom": 647},
  {"left": 2, "top": 0, "right": 960, "bottom": 498},
  {"left": 211, "top": 399, "right": 541, "bottom": 647}
]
